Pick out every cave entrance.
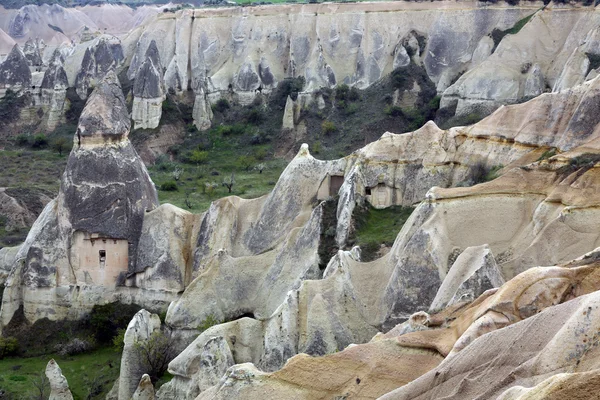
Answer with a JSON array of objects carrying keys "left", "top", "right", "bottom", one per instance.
[{"left": 329, "top": 175, "right": 344, "bottom": 196}]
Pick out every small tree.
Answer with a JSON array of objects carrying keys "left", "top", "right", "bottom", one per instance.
[
  {"left": 0, "top": 336, "right": 18, "bottom": 359},
  {"left": 32, "top": 134, "right": 48, "bottom": 149},
  {"left": 184, "top": 190, "right": 195, "bottom": 209},
  {"left": 254, "top": 163, "right": 266, "bottom": 174},
  {"left": 134, "top": 330, "right": 178, "bottom": 384},
  {"left": 189, "top": 150, "right": 209, "bottom": 165},
  {"left": 236, "top": 155, "right": 256, "bottom": 172},
  {"left": 321, "top": 120, "right": 336, "bottom": 135},
  {"left": 222, "top": 172, "right": 235, "bottom": 193},
  {"left": 31, "top": 371, "right": 50, "bottom": 400},
  {"left": 51, "top": 137, "right": 70, "bottom": 156}
]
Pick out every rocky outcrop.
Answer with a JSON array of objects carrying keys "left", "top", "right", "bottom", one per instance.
[
  {"left": 40, "top": 49, "right": 68, "bottom": 130},
  {"left": 192, "top": 88, "right": 213, "bottom": 131},
  {"left": 0, "top": 71, "right": 162, "bottom": 328},
  {"left": 429, "top": 244, "right": 504, "bottom": 312},
  {"left": 0, "top": 187, "right": 53, "bottom": 232},
  {"left": 22, "top": 37, "right": 42, "bottom": 67},
  {"left": 154, "top": 76, "right": 600, "bottom": 399},
  {"left": 132, "top": 40, "right": 165, "bottom": 130},
  {"left": 119, "top": 310, "right": 161, "bottom": 400},
  {"left": 74, "top": 35, "right": 124, "bottom": 99},
  {"left": 0, "top": 44, "right": 30, "bottom": 92},
  {"left": 132, "top": 374, "right": 155, "bottom": 400},
  {"left": 46, "top": 359, "right": 74, "bottom": 400}
]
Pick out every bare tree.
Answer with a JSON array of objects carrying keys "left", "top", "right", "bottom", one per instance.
[
  {"left": 184, "top": 190, "right": 195, "bottom": 209},
  {"left": 222, "top": 172, "right": 235, "bottom": 193},
  {"left": 31, "top": 371, "right": 49, "bottom": 400},
  {"left": 134, "top": 330, "right": 178, "bottom": 384},
  {"left": 84, "top": 368, "right": 107, "bottom": 400}
]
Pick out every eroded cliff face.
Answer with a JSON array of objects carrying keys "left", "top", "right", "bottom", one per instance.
[
  {"left": 2, "top": 1, "right": 600, "bottom": 132},
  {"left": 4, "top": 4, "right": 600, "bottom": 400},
  {"left": 0, "top": 71, "right": 164, "bottom": 327}
]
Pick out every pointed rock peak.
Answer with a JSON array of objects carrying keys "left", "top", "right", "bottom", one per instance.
[
  {"left": 0, "top": 44, "right": 31, "bottom": 87},
  {"left": 23, "top": 38, "right": 43, "bottom": 67},
  {"left": 296, "top": 143, "right": 312, "bottom": 159},
  {"left": 76, "top": 71, "right": 130, "bottom": 144},
  {"left": 145, "top": 39, "right": 161, "bottom": 66},
  {"left": 45, "top": 359, "right": 74, "bottom": 400},
  {"left": 132, "top": 374, "right": 155, "bottom": 400}
]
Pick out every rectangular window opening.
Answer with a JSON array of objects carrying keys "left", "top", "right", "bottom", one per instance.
[{"left": 99, "top": 250, "right": 106, "bottom": 263}]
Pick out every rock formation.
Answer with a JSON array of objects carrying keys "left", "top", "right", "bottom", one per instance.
[
  {"left": 151, "top": 75, "right": 600, "bottom": 399},
  {"left": 132, "top": 374, "right": 155, "bottom": 400},
  {"left": 40, "top": 49, "right": 68, "bottom": 130},
  {"left": 0, "top": 2, "right": 599, "bottom": 131},
  {"left": 74, "top": 35, "right": 124, "bottom": 99},
  {"left": 0, "top": 71, "right": 164, "bottom": 329},
  {"left": 132, "top": 40, "right": 165, "bottom": 130},
  {"left": 0, "top": 44, "right": 30, "bottom": 93},
  {"left": 45, "top": 359, "right": 74, "bottom": 400},
  {"left": 119, "top": 309, "right": 161, "bottom": 400}
]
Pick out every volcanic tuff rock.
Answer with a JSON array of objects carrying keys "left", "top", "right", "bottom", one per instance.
[
  {"left": 1, "top": 2, "right": 600, "bottom": 128},
  {"left": 74, "top": 35, "right": 124, "bottom": 99},
  {"left": 147, "top": 76, "right": 600, "bottom": 399},
  {"left": 132, "top": 40, "right": 165, "bottom": 130},
  {"left": 0, "top": 71, "right": 163, "bottom": 328},
  {"left": 119, "top": 310, "right": 161, "bottom": 400},
  {"left": 46, "top": 359, "right": 74, "bottom": 400},
  {"left": 0, "top": 44, "right": 30, "bottom": 91},
  {"left": 132, "top": 374, "right": 155, "bottom": 400},
  {"left": 40, "top": 49, "right": 69, "bottom": 130}
]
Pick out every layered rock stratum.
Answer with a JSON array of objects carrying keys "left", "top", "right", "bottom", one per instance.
[
  {"left": 1, "top": 1, "right": 599, "bottom": 131},
  {"left": 3, "top": 2, "right": 600, "bottom": 400}
]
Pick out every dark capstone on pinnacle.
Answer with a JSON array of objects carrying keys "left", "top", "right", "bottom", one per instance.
[
  {"left": 76, "top": 70, "right": 130, "bottom": 140},
  {"left": 0, "top": 44, "right": 32, "bottom": 88}
]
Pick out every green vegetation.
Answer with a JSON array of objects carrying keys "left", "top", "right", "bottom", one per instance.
[
  {"left": 491, "top": 12, "right": 536, "bottom": 50},
  {"left": 537, "top": 148, "right": 557, "bottom": 161},
  {"left": 0, "top": 346, "right": 120, "bottom": 399},
  {"left": 198, "top": 314, "right": 222, "bottom": 332},
  {"left": 0, "top": 337, "right": 19, "bottom": 359},
  {"left": 0, "top": 89, "right": 28, "bottom": 129},
  {"left": 352, "top": 205, "right": 414, "bottom": 261}
]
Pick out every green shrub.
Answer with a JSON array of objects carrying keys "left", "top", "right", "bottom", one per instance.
[
  {"left": 245, "top": 108, "right": 264, "bottom": 125},
  {"left": 313, "top": 141, "right": 322, "bottom": 154},
  {"left": 188, "top": 150, "right": 209, "bottom": 165},
  {"left": 384, "top": 105, "right": 402, "bottom": 117},
  {"left": 254, "top": 147, "right": 267, "bottom": 161},
  {"left": 348, "top": 86, "right": 360, "bottom": 101},
  {"left": 89, "top": 302, "right": 142, "bottom": 344},
  {"left": 214, "top": 98, "right": 230, "bottom": 113},
  {"left": 321, "top": 120, "right": 336, "bottom": 135},
  {"left": 15, "top": 134, "right": 30, "bottom": 146},
  {"left": 112, "top": 328, "right": 126, "bottom": 351},
  {"left": 198, "top": 314, "right": 222, "bottom": 332},
  {"left": 186, "top": 123, "right": 198, "bottom": 133},
  {"left": 0, "top": 337, "right": 19, "bottom": 359},
  {"left": 216, "top": 124, "right": 246, "bottom": 136},
  {"left": 51, "top": 137, "right": 71, "bottom": 156},
  {"left": 237, "top": 155, "right": 257, "bottom": 171},
  {"left": 537, "top": 148, "right": 557, "bottom": 161},
  {"left": 335, "top": 84, "right": 350, "bottom": 101},
  {"left": 160, "top": 181, "right": 179, "bottom": 191},
  {"left": 8, "top": 375, "right": 26, "bottom": 382},
  {"left": 345, "top": 103, "right": 359, "bottom": 115},
  {"left": 31, "top": 134, "right": 48, "bottom": 149}
]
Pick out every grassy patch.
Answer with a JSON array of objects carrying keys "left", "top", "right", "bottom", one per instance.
[
  {"left": 491, "top": 12, "right": 536, "bottom": 51},
  {"left": 352, "top": 205, "right": 414, "bottom": 261},
  {"left": 0, "top": 346, "right": 120, "bottom": 400}
]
